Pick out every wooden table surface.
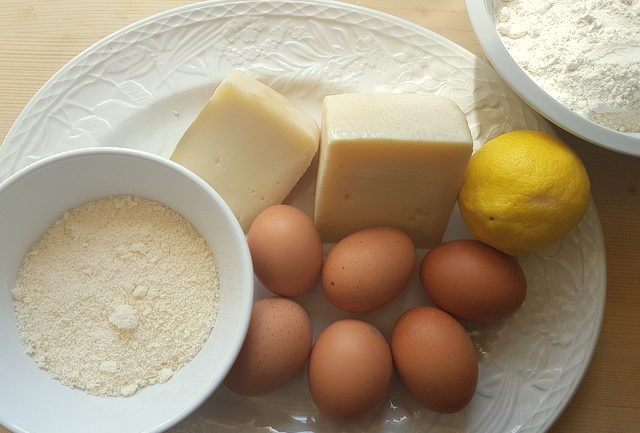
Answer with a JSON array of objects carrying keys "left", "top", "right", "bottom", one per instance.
[{"left": 1, "top": 1, "right": 638, "bottom": 432}]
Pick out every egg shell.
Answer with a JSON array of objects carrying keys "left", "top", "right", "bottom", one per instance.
[
  {"left": 420, "top": 239, "right": 527, "bottom": 323},
  {"left": 224, "top": 297, "right": 312, "bottom": 396},
  {"left": 308, "top": 319, "right": 393, "bottom": 419},
  {"left": 391, "top": 306, "right": 478, "bottom": 413},
  {"left": 322, "top": 226, "right": 416, "bottom": 313},
  {"left": 247, "top": 205, "right": 323, "bottom": 296}
]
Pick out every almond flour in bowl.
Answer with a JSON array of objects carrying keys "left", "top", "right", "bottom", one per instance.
[
  {"left": 12, "top": 195, "right": 220, "bottom": 397},
  {"left": 494, "top": 0, "right": 640, "bottom": 133}
]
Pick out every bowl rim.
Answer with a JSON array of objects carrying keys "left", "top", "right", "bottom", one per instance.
[
  {"left": 0, "top": 146, "right": 254, "bottom": 433},
  {"left": 466, "top": 0, "right": 640, "bottom": 157}
]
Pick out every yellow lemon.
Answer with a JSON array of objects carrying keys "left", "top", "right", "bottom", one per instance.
[{"left": 458, "top": 130, "right": 591, "bottom": 256}]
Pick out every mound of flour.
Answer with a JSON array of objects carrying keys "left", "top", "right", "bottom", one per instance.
[
  {"left": 494, "top": 0, "right": 640, "bottom": 132},
  {"left": 12, "top": 196, "right": 220, "bottom": 397}
]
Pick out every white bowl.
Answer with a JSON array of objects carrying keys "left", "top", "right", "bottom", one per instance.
[
  {"left": 0, "top": 148, "right": 254, "bottom": 433},
  {"left": 466, "top": 0, "right": 640, "bottom": 157}
]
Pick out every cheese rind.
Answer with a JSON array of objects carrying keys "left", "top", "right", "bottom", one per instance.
[
  {"left": 314, "top": 93, "right": 472, "bottom": 248},
  {"left": 171, "top": 71, "right": 319, "bottom": 230}
]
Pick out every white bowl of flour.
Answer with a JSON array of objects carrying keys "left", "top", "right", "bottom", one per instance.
[
  {"left": 0, "top": 148, "right": 254, "bottom": 433},
  {"left": 466, "top": 0, "right": 640, "bottom": 157}
]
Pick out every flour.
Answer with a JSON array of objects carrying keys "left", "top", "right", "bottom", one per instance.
[
  {"left": 13, "top": 196, "right": 220, "bottom": 397},
  {"left": 494, "top": 0, "right": 640, "bottom": 132}
]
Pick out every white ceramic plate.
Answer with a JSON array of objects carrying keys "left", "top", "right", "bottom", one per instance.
[
  {"left": 466, "top": 0, "right": 640, "bottom": 157},
  {"left": 0, "top": 1, "right": 606, "bottom": 433}
]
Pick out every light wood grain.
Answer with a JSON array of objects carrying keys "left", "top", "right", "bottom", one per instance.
[{"left": 1, "top": 1, "right": 639, "bottom": 432}]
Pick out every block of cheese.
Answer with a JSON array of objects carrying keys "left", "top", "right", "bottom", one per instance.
[
  {"left": 171, "top": 71, "right": 319, "bottom": 230},
  {"left": 314, "top": 93, "right": 472, "bottom": 248}
]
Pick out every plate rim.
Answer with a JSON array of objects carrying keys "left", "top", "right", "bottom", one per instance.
[{"left": 1, "top": 0, "right": 488, "bottom": 155}]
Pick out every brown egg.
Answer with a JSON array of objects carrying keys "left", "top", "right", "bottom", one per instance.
[
  {"left": 248, "top": 205, "right": 323, "bottom": 296},
  {"left": 420, "top": 239, "right": 527, "bottom": 323},
  {"left": 391, "top": 306, "right": 478, "bottom": 413},
  {"left": 224, "top": 297, "right": 312, "bottom": 396},
  {"left": 322, "top": 227, "right": 416, "bottom": 312},
  {"left": 308, "top": 319, "right": 393, "bottom": 419}
]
